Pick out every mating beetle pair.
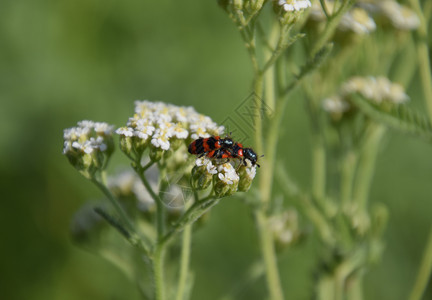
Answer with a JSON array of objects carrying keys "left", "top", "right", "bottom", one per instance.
[{"left": 188, "top": 136, "right": 260, "bottom": 167}]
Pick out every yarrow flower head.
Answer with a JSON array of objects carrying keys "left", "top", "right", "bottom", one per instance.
[
  {"left": 278, "top": 0, "right": 311, "bottom": 12},
  {"left": 322, "top": 76, "right": 409, "bottom": 121},
  {"left": 268, "top": 210, "right": 301, "bottom": 249},
  {"left": 359, "top": 0, "right": 420, "bottom": 31},
  {"left": 341, "top": 76, "right": 409, "bottom": 105},
  {"left": 310, "top": 1, "right": 376, "bottom": 35},
  {"left": 191, "top": 154, "right": 257, "bottom": 198},
  {"left": 276, "top": 0, "right": 311, "bottom": 24},
  {"left": 322, "top": 96, "right": 351, "bottom": 121},
  {"left": 63, "top": 120, "right": 114, "bottom": 178},
  {"left": 116, "top": 100, "right": 223, "bottom": 161}
]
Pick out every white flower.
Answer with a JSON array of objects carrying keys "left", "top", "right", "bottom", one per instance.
[
  {"left": 77, "top": 120, "right": 95, "bottom": 128},
  {"left": 116, "top": 127, "right": 134, "bottom": 137},
  {"left": 342, "top": 76, "right": 409, "bottom": 104},
  {"left": 135, "top": 119, "right": 156, "bottom": 140},
  {"left": 151, "top": 124, "right": 174, "bottom": 151},
  {"left": 378, "top": 1, "right": 420, "bottom": 30},
  {"left": 310, "top": 1, "right": 375, "bottom": 34},
  {"left": 322, "top": 96, "right": 350, "bottom": 113},
  {"left": 245, "top": 165, "right": 257, "bottom": 180},
  {"left": 217, "top": 163, "right": 240, "bottom": 185},
  {"left": 94, "top": 122, "right": 114, "bottom": 135},
  {"left": 172, "top": 123, "right": 189, "bottom": 139},
  {"left": 196, "top": 157, "right": 217, "bottom": 174},
  {"left": 339, "top": 7, "right": 376, "bottom": 34},
  {"left": 278, "top": 0, "right": 311, "bottom": 12},
  {"left": 63, "top": 120, "right": 114, "bottom": 155}
]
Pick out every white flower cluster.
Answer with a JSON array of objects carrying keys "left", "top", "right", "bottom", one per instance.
[
  {"left": 116, "top": 100, "right": 223, "bottom": 151},
  {"left": 195, "top": 156, "right": 256, "bottom": 185},
  {"left": 310, "top": 2, "right": 376, "bottom": 34},
  {"left": 375, "top": 1, "right": 420, "bottom": 30},
  {"left": 310, "top": 0, "right": 419, "bottom": 33},
  {"left": 268, "top": 210, "right": 300, "bottom": 247},
  {"left": 63, "top": 120, "right": 114, "bottom": 155},
  {"left": 278, "top": 0, "right": 311, "bottom": 12},
  {"left": 217, "top": 163, "right": 240, "bottom": 185},
  {"left": 194, "top": 156, "right": 257, "bottom": 196},
  {"left": 341, "top": 76, "right": 409, "bottom": 105},
  {"left": 339, "top": 7, "right": 376, "bottom": 34},
  {"left": 322, "top": 95, "right": 351, "bottom": 114},
  {"left": 322, "top": 76, "right": 409, "bottom": 121}
]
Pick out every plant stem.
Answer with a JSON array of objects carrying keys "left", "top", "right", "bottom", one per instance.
[
  {"left": 153, "top": 245, "right": 166, "bottom": 300},
  {"left": 312, "top": 135, "right": 326, "bottom": 201},
  {"left": 409, "top": 227, "right": 432, "bottom": 300},
  {"left": 253, "top": 73, "right": 264, "bottom": 156},
  {"left": 352, "top": 125, "right": 386, "bottom": 210},
  {"left": 91, "top": 178, "right": 136, "bottom": 235},
  {"left": 407, "top": 0, "right": 432, "bottom": 123},
  {"left": 176, "top": 223, "right": 192, "bottom": 300},
  {"left": 159, "top": 196, "right": 218, "bottom": 247},
  {"left": 311, "top": 0, "right": 353, "bottom": 56},
  {"left": 340, "top": 151, "right": 357, "bottom": 207},
  {"left": 254, "top": 210, "right": 285, "bottom": 300},
  {"left": 136, "top": 164, "right": 165, "bottom": 239}
]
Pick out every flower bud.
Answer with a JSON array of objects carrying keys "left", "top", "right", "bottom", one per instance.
[
  {"left": 237, "top": 164, "right": 257, "bottom": 192},
  {"left": 63, "top": 121, "right": 115, "bottom": 178},
  {"left": 191, "top": 164, "right": 213, "bottom": 190},
  {"left": 149, "top": 146, "right": 164, "bottom": 162}
]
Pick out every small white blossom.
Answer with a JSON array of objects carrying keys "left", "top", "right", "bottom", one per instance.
[
  {"left": 339, "top": 7, "right": 376, "bottom": 34},
  {"left": 196, "top": 157, "right": 217, "bottom": 175},
  {"left": 116, "top": 127, "right": 134, "bottom": 137},
  {"left": 151, "top": 126, "right": 173, "bottom": 151},
  {"left": 63, "top": 120, "right": 114, "bottom": 155},
  {"left": 379, "top": 1, "right": 420, "bottom": 30},
  {"left": 172, "top": 123, "right": 189, "bottom": 139},
  {"left": 245, "top": 165, "right": 257, "bottom": 180},
  {"left": 278, "top": 0, "right": 311, "bottom": 12},
  {"left": 342, "top": 76, "right": 409, "bottom": 104},
  {"left": 94, "top": 122, "right": 114, "bottom": 135},
  {"left": 217, "top": 163, "right": 240, "bottom": 185},
  {"left": 322, "top": 96, "right": 350, "bottom": 114},
  {"left": 310, "top": 1, "right": 375, "bottom": 34}
]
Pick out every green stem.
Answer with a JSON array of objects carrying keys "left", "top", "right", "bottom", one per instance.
[
  {"left": 254, "top": 210, "right": 285, "bottom": 300},
  {"left": 135, "top": 163, "right": 165, "bottom": 239},
  {"left": 153, "top": 245, "right": 166, "bottom": 300},
  {"left": 312, "top": 136, "right": 326, "bottom": 201},
  {"left": 347, "top": 276, "right": 363, "bottom": 300},
  {"left": 352, "top": 125, "right": 386, "bottom": 210},
  {"left": 239, "top": 25, "right": 260, "bottom": 73},
  {"left": 340, "top": 151, "right": 357, "bottom": 207},
  {"left": 253, "top": 74, "right": 264, "bottom": 156},
  {"left": 416, "top": 39, "right": 432, "bottom": 123},
  {"left": 176, "top": 223, "right": 192, "bottom": 300},
  {"left": 160, "top": 196, "right": 218, "bottom": 247},
  {"left": 407, "top": 0, "right": 432, "bottom": 124},
  {"left": 91, "top": 178, "right": 136, "bottom": 235},
  {"left": 311, "top": 0, "right": 353, "bottom": 56},
  {"left": 409, "top": 227, "right": 432, "bottom": 300}
]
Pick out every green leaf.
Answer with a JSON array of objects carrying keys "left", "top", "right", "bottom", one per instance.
[{"left": 350, "top": 94, "right": 432, "bottom": 141}]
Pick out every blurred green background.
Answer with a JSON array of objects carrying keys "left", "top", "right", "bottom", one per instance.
[{"left": 1, "top": 0, "right": 432, "bottom": 299}]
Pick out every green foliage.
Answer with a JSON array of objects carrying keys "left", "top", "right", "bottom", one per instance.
[{"left": 350, "top": 94, "right": 432, "bottom": 141}]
